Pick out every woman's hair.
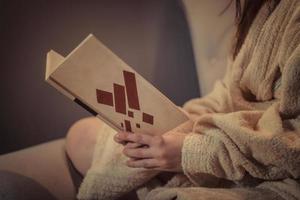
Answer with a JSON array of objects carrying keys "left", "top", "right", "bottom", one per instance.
[{"left": 231, "top": 0, "right": 281, "bottom": 58}]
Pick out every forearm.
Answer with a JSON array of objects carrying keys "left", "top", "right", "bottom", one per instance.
[{"left": 181, "top": 103, "right": 300, "bottom": 182}]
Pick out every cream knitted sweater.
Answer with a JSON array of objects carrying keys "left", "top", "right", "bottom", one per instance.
[{"left": 78, "top": 0, "right": 300, "bottom": 199}]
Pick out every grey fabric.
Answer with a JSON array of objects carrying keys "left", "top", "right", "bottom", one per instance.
[{"left": 0, "top": 170, "right": 57, "bottom": 200}]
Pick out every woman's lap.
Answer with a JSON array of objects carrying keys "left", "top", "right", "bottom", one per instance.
[{"left": 1, "top": 117, "right": 294, "bottom": 200}]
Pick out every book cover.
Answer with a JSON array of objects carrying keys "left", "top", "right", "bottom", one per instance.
[{"left": 45, "top": 34, "right": 188, "bottom": 135}]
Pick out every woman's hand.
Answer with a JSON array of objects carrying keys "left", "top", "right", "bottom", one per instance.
[{"left": 113, "top": 121, "right": 193, "bottom": 172}]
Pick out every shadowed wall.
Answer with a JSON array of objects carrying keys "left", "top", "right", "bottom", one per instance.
[{"left": 0, "top": 0, "right": 199, "bottom": 154}]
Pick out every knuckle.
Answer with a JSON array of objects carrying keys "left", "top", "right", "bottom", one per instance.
[
  {"left": 143, "top": 160, "right": 151, "bottom": 168},
  {"left": 135, "top": 134, "right": 143, "bottom": 143},
  {"left": 153, "top": 136, "right": 163, "bottom": 145},
  {"left": 122, "top": 148, "right": 129, "bottom": 156},
  {"left": 158, "top": 149, "right": 167, "bottom": 159},
  {"left": 119, "top": 133, "right": 126, "bottom": 140},
  {"left": 114, "top": 135, "right": 121, "bottom": 142},
  {"left": 159, "top": 159, "right": 168, "bottom": 168},
  {"left": 127, "top": 160, "right": 135, "bottom": 167},
  {"left": 126, "top": 142, "right": 136, "bottom": 148}
]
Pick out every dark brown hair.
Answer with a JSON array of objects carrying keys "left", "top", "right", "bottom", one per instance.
[{"left": 231, "top": 0, "right": 281, "bottom": 58}]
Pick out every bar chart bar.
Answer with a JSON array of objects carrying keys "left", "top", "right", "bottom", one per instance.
[
  {"left": 96, "top": 89, "right": 114, "bottom": 106},
  {"left": 113, "top": 83, "right": 126, "bottom": 114},
  {"left": 123, "top": 70, "right": 140, "bottom": 110},
  {"left": 124, "top": 120, "right": 132, "bottom": 132},
  {"left": 142, "top": 112, "right": 154, "bottom": 125}
]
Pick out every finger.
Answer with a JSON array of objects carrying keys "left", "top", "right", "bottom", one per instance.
[
  {"left": 118, "top": 132, "right": 153, "bottom": 145},
  {"left": 123, "top": 146, "right": 153, "bottom": 159},
  {"left": 113, "top": 134, "right": 127, "bottom": 145},
  {"left": 114, "top": 132, "right": 132, "bottom": 143},
  {"left": 125, "top": 142, "right": 145, "bottom": 148},
  {"left": 126, "top": 158, "right": 160, "bottom": 169},
  {"left": 113, "top": 134, "right": 122, "bottom": 143}
]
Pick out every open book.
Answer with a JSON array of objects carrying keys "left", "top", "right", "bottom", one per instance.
[{"left": 45, "top": 34, "right": 188, "bottom": 135}]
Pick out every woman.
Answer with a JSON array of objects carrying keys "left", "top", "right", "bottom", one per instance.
[
  {"left": 66, "top": 0, "right": 300, "bottom": 199},
  {"left": 0, "top": 0, "right": 299, "bottom": 199}
]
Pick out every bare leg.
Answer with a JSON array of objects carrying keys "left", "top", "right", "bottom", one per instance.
[
  {"left": 65, "top": 117, "right": 103, "bottom": 176},
  {"left": 0, "top": 117, "right": 103, "bottom": 200},
  {"left": 66, "top": 117, "right": 139, "bottom": 200}
]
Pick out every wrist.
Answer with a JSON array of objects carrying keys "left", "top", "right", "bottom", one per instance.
[{"left": 181, "top": 133, "right": 213, "bottom": 182}]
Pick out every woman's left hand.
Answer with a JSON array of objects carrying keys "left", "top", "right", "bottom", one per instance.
[{"left": 115, "top": 131, "right": 187, "bottom": 172}]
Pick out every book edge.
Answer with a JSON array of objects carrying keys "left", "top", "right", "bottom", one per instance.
[{"left": 45, "top": 48, "right": 122, "bottom": 131}]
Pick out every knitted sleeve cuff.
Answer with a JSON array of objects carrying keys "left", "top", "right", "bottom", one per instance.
[{"left": 181, "top": 133, "right": 215, "bottom": 182}]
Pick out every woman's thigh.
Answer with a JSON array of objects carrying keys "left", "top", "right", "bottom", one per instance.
[
  {"left": 0, "top": 139, "right": 75, "bottom": 200},
  {"left": 0, "top": 117, "right": 103, "bottom": 199},
  {"left": 65, "top": 117, "right": 104, "bottom": 176}
]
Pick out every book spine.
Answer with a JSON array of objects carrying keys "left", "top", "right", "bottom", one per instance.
[
  {"left": 73, "top": 98, "right": 121, "bottom": 132},
  {"left": 74, "top": 98, "right": 98, "bottom": 116},
  {"left": 50, "top": 76, "right": 121, "bottom": 132}
]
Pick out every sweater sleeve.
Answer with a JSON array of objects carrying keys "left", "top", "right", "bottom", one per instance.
[
  {"left": 181, "top": 16, "right": 300, "bottom": 183},
  {"left": 182, "top": 103, "right": 300, "bottom": 182}
]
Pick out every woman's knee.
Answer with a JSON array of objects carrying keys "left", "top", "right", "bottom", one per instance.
[{"left": 66, "top": 117, "right": 103, "bottom": 175}]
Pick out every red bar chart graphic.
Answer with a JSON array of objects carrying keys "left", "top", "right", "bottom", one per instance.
[{"left": 96, "top": 70, "right": 154, "bottom": 132}]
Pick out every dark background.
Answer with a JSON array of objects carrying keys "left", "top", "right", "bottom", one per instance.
[{"left": 0, "top": 0, "right": 199, "bottom": 154}]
